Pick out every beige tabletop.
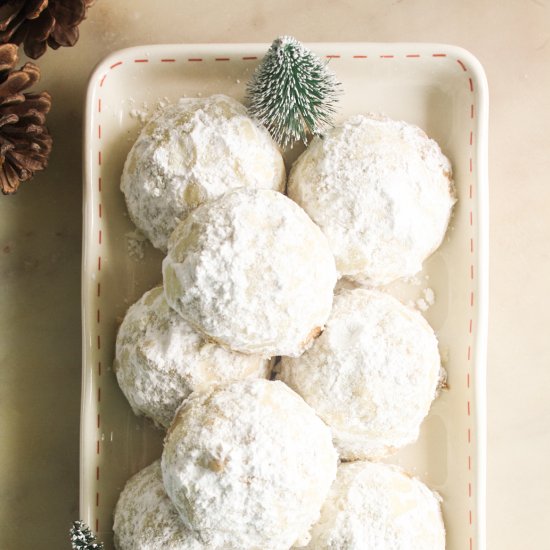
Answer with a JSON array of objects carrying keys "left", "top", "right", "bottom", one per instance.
[{"left": 0, "top": 1, "right": 547, "bottom": 548}]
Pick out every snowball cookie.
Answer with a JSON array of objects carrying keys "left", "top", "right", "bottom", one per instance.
[
  {"left": 302, "top": 461, "right": 445, "bottom": 550},
  {"left": 113, "top": 460, "right": 204, "bottom": 549},
  {"left": 114, "top": 286, "right": 270, "bottom": 429},
  {"left": 121, "top": 94, "right": 286, "bottom": 251},
  {"left": 161, "top": 379, "right": 338, "bottom": 550},
  {"left": 288, "top": 113, "right": 455, "bottom": 285},
  {"left": 278, "top": 288, "right": 441, "bottom": 459},
  {"left": 162, "top": 188, "right": 337, "bottom": 357}
]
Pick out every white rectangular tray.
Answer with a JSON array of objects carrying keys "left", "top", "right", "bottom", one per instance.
[{"left": 81, "top": 42, "right": 488, "bottom": 549}]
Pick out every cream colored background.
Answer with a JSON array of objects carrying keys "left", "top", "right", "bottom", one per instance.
[{"left": 0, "top": 1, "right": 546, "bottom": 548}]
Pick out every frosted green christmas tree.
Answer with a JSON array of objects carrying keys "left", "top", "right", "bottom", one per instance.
[
  {"left": 247, "top": 36, "right": 341, "bottom": 148},
  {"left": 70, "top": 521, "right": 104, "bottom": 550}
]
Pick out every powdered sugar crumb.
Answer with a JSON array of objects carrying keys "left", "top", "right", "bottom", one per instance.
[
  {"left": 125, "top": 229, "right": 147, "bottom": 260},
  {"left": 404, "top": 274, "right": 422, "bottom": 286},
  {"left": 415, "top": 287, "right": 436, "bottom": 311},
  {"left": 424, "top": 287, "right": 435, "bottom": 305},
  {"left": 128, "top": 98, "right": 171, "bottom": 125},
  {"left": 129, "top": 108, "right": 148, "bottom": 123}
]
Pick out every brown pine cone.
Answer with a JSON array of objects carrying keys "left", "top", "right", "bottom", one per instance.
[
  {"left": 0, "top": 0, "right": 94, "bottom": 59},
  {"left": 0, "top": 43, "right": 52, "bottom": 195}
]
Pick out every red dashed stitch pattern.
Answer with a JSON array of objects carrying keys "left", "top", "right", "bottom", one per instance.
[{"left": 456, "top": 54, "right": 477, "bottom": 550}]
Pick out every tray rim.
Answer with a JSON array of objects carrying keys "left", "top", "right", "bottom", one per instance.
[{"left": 80, "top": 41, "right": 489, "bottom": 549}]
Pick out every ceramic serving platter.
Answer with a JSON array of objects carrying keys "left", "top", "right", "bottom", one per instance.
[{"left": 81, "top": 42, "right": 488, "bottom": 549}]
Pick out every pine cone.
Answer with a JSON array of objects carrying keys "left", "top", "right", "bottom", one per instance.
[
  {"left": 0, "top": 0, "right": 94, "bottom": 59},
  {"left": 0, "top": 42, "right": 52, "bottom": 195}
]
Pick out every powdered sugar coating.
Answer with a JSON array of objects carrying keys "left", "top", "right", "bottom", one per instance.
[
  {"left": 302, "top": 461, "right": 445, "bottom": 549},
  {"left": 288, "top": 113, "right": 455, "bottom": 285},
  {"left": 121, "top": 94, "right": 286, "bottom": 251},
  {"left": 162, "top": 188, "right": 337, "bottom": 357},
  {"left": 278, "top": 288, "right": 441, "bottom": 459},
  {"left": 113, "top": 460, "right": 204, "bottom": 549},
  {"left": 114, "top": 286, "right": 270, "bottom": 429},
  {"left": 162, "top": 379, "right": 338, "bottom": 550}
]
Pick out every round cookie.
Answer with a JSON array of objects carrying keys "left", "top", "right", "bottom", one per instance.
[
  {"left": 161, "top": 379, "right": 337, "bottom": 550},
  {"left": 113, "top": 459, "right": 204, "bottom": 549},
  {"left": 114, "top": 286, "right": 270, "bottom": 429},
  {"left": 288, "top": 113, "right": 455, "bottom": 285},
  {"left": 278, "top": 288, "right": 441, "bottom": 459},
  {"left": 121, "top": 94, "right": 286, "bottom": 251},
  {"left": 162, "top": 188, "right": 337, "bottom": 357},
  {"left": 302, "top": 461, "right": 445, "bottom": 550}
]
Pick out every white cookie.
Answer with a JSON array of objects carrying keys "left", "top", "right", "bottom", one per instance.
[
  {"left": 162, "top": 188, "right": 337, "bottom": 357},
  {"left": 288, "top": 113, "right": 455, "bottom": 285},
  {"left": 302, "top": 461, "right": 445, "bottom": 550},
  {"left": 114, "top": 286, "right": 270, "bottom": 428},
  {"left": 113, "top": 460, "right": 204, "bottom": 549},
  {"left": 278, "top": 288, "right": 441, "bottom": 459},
  {"left": 121, "top": 94, "right": 285, "bottom": 251},
  {"left": 161, "top": 379, "right": 337, "bottom": 550}
]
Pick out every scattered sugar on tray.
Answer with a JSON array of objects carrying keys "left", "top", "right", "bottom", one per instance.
[
  {"left": 416, "top": 298, "right": 429, "bottom": 312},
  {"left": 129, "top": 108, "right": 148, "bottom": 123},
  {"left": 404, "top": 274, "right": 423, "bottom": 286},
  {"left": 416, "top": 287, "right": 436, "bottom": 311},
  {"left": 125, "top": 229, "right": 147, "bottom": 260},
  {"left": 424, "top": 287, "right": 435, "bottom": 305},
  {"left": 129, "top": 99, "right": 172, "bottom": 125}
]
